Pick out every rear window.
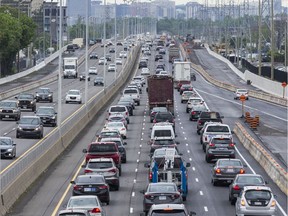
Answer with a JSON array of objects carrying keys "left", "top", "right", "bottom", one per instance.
[
  {"left": 218, "top": 160, "right": 242, "bottom": 167},
  {"left": 237, "top": 176, "right": 264, "bottom": 184},
  {"left": 245, "top": 190, "right": 271, "bottom": 200},
  {"left": 154, "top": 130, "right": 172, "bottom": 137},
  {"left": 149, "top": 184, "right": 177, "bottom": 192},
  {"left": 88, "top": 144, "right": 117, "bottom": 152},
  {"left": 206, "top": 125, "right": 230, "bottom": 133},
  {"left": 88, "top": 162, "right": 113, "bottom": 169},
  {"left": 124, "top": 89, "right": 138, "bottom": 94},
  {"left": 200, "top": 112, "right": 221, "bottom": 119},
  {"left": 155, "top": 113, "right": 173, "bottom": 121},
  {"left": 77, "top": 176, "right": 104, "bottom": 184},
  {"left": 212, "top": 138, "right": 231, "bottom": 144},
  {"left": 110, "top": 107, "right": 126, "bottom": 112},
  {"left": 154, "top": 140, "right": 174, "bottom": 145}
]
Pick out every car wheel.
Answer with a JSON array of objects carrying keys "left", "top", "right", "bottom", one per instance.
[
  {"left": 122, "top": 158, "right": 127, "bottom": 163},
  {"left": 205, "top": 155, "right": 211, "bottom": 163},
  {"left": 197, "top": 130, "right": 200, "bottom": 135},
  {"left": 32, "top": 106, "right": 36, "bottom": 112},
  {"left": 186, "top": 109, "right": 189, "bottom": 113},
  {"left": 79, "top": 101, "right": 82, "bottom": 104},
  {"left": 230, "top": 198, "right": 236, "bottom": 205},
  {"left": 137, "top": 101, "right": 140, "bottom": 106},
  {"left": 182, "top": 196, "right": 186, "bottom": 201},
  {"left": 94, "top": 84, "right": 96, "bottom": 86},
  {"left": 16, "top": 133, "right": 20, "bottom": 138},
  {"left": 246, "top": 97, "right": 249, "bottom": 100},
  {"left": 202, "top": 144, "right": 206, "bottom": 152},
  {"left": 212, "top": 179, "right": 218, "bottom": 186},
  {"left": 50, "top": 98, "right": 53, "bottom": 103},
  {"left": 119, "top": 168, "right": 122, "bottom": 176},
  {"left": 181, "top": 100, "right": 183, "bottom": 103},
  {"left": 115, "top": 183, "right": 120, "bottom": 191}
]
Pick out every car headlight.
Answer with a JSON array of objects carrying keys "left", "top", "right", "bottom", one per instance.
[
  {"left": 35, "top": 127, "right": 40, "bottom": 131},
  {"left": 18, "top": 126, "right": 22, "bottom": 130},
  {"left": 36, "top": 94, "right": 39, "bottom": 96},
  {"left": 0, "top": 109, "right": 2, "bottom": 112},
  {"left": 48, "top": 94, "right": 52, "bottom": 97},
  {"left": 13, "top": 109, "right": 18, "bottom": 113},
  {"left": 6, "top": 148, "right": 13, "bottom": 152},
  {"left": 51, "top": 116, "right": 55, "bottom": 119},
  {"left": 30, "top": 101, "right": 34, "bottom": 104}
]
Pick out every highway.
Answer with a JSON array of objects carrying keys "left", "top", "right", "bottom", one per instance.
[{"left": 1, "top": 41, "right": 287, "bottom": 216}]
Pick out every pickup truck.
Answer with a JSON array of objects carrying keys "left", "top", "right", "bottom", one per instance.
[{"left": 83, "top": 142, "right": 122, "bottom": 175}]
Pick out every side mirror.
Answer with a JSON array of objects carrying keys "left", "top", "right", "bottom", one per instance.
[
  {"left": 243, "top": 164, "right": 248, "bottom": 167},
  {"left": 13, "top": 143, "right": 16, "bottom": 146},
  {"left": 265, "top": 181, "right": 269, "bottom": 184},
  {"left": 231, "top": 131, "right": 235, "bottom": 134},
  {"left": 70, "top": 180, "right": 75, "bottom": 184},
  {"left": 55, "top": 112, "right": 57, "bottom": 114},
  {"left": 144, "top": 163, "right": 150, "bottom": 168},
  {"left": 189, "top": 211, "right": 197, "bottom": 216},
  {"left": 123, "top": 142, "right": 127, "bottom": 145},
  {"left": 186, "top": 162, "right": 191, "bottom": 167},
  {"left": 175, "top": 134, "right": 178, "bottom": 137},
  {"left": 15, "top": 96, "right": 18, "bottom": 99},
  {"left": 16, "top": 121, "right": 19, "bottom": 124},
  {"left": 82, "top": 149, "right": 87, "bottom": 153}
]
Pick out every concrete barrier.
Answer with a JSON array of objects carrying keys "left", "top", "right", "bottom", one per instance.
[
  {"left": 0, "top": 45, "right": 140, "bottom": 216},
  {"left": 233, "top": 122, "right": 288, "bottom": 196}
]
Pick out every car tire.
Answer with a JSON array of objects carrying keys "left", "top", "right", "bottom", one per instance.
[
  {"left": 119, "top": 168, "right": 122, "bottom": 176},
  {"left": 197, "top": 130, "right": 200, "bottom": 135},
  {"left": 230, "top": 198, "right": 236, "bottom": 205},
  {"left": 115, "top": 183, "right": 120, "bottom": 191},
  {"left": 186, "top": 109, "right": 189, "bottom": 113},
  {"left": 16, "top": 133, "right": 20, "bottom": 138},
  {"left": 65, "top": 101, "right": 68, "bottom": 104},
  {"left": 50, "top": 98, "right": 53, "bottom": 103},
  {"left": 212, "top": 179, "right": 218, "bottom": 186},
  {"left": 137, "top": 101, "right": 140, "bottom": 106},
  {"left": 79, "top": 101, "right": 82, "bottom": 104},
  {"left": 182, "top": 196, "right": 186, "bottom": 201},
  {"left": 202, "top": 144, "right": 206, "bottom": 152},
  {"left": 122, "top": 158, "right": 127, "bottom": 163},
  {"left": 181, "top": 100, "right": 183, "bottom": 103},
  {"left": 205, "top": 155, "right": 211, "bottom": 163},
  {"left": 32, "top": 106, "right": 36, "bottom": 112}
]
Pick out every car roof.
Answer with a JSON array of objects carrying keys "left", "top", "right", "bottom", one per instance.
[
  {"left": 149, "top": 182, "right": 177, "bottom": 186},
  {"left": 0, "top": 136, "right": 13, "bottom": 140},
  {"left": 150, "top": 204, "right": 187, "bottom": 210},
  {"left": 21, "top": 116, "right": 40, "bottom": 119},
  {"left": 37, "top": 106, "right": 54, "bottom": 109}
]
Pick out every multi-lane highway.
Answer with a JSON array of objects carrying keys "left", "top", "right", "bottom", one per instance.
[{"left": 1, "top": 39, "right": 287, "bottom": 216}]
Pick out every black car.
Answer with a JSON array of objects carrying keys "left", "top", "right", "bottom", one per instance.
[
  {"left": 15, "top": 93, "right": 36, "bottom": 111},
  {"left": 94, "top": 76, "right": 104, "bottom": 86},
  {"left": 119, "top": 96, "right": 135, "bottom": 109},
  {"left": 109, "top": 48, "right": 115, "bottom": 53},
  {"left": 35, "top": 106, "right": 57, "bottom": 127},
  {"left": 156, "top": 64, "right": 165, "bottom": 71},
  {"left": 79, "top": 73, "right": 91, "bottom": 81},
  {"left": 0, "top": 100, "right": 21, "bottom": 121},
  {"left": 191, "top": 72, "right": 196, "bottom": 81},
  {"left": 159, "top": 48, "right": 166, "bottom": 55},
  {"left": 16, "top": 116, "right": 44, "bottom": 139},
  {"left": 196, "top": 111, "right": 223, "bottom": 134},
  {"left": 155, "top": 54, "right": 163, "bottom": 61},
  {"left": 70, "top": 174, "right": 110, "bottom": 205},
  {"left": 189, "top": 105, "right": 209, "bottom": 121},
  {"left": 229, "top": 174, "right": 267, "bottom": 205},
  {"left": 179, "top": 84, "right": 193, "bottom": 95},
  {"left": 105, "top": 54, "right": 112, "bottom": 61},
  {"left": 153, "top": 111, "right": 175, "bottom": 130},
  {"left": 35, "top": 88, "right": 53, "bottom": 102},
  {"left": 139, "top": 61, "right": 148, "bottom": 69},
  {"left": 116, "top": 41, "right": 123, "bottom": 46},
  {"left": 73, "top": 44, "right": 80, "bottom": 49},
  {"left": 89, "top": 52, "right": 98, "bottom": 59},
  {"left": 0, "top": 136, "right": 16, "bottom": 159},
  {"left": 117, "top": 101, "right": 133, "bottom": 116},
  {"left": 205, "top": 136, "right": 235, "bottom": 162},
  {"left": 150, "top": 107, "right": 168, "bottom": 123},
  {"left": 66, "top": 44, "right": 75, "bottom": 52}
]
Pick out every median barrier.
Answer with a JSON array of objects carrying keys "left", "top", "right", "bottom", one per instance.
[
  {"left": 233, "top": 122, "right": 288, "bottom": 196},
  {"left": 0, "top": 45, "right": 141, "bottom": 216}
]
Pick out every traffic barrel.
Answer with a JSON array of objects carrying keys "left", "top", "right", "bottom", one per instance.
[
  {"left": 255, "top": 115, "right": 260, "bottom": 126},
  {"left": 250, "top": 118, "right": 258, "bottom": 130}
]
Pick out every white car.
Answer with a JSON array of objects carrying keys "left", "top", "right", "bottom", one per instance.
[
  {"left": 158, "top": 70, "right": 168, "bottom": 76},
  {"left": 108, "top": 64, "right": 116, "bottom": 72},
  {"left": 102, "top": 122, "right": 127, "bottom": 139},
  {"left": 186, "top": 97, "right": 204, "bottom": 113},
  {"left": 98, "top": 57, "right": 107, "bottom": 65},
  {"left": 234, "top": 89, "right": 249, "bottom": 100},
  {"left": 141, "top": 67, "right": 150, "bottom": 75},
  {"left": 88, "top": 66, "right": 98, "bottom": 75},
  {"left": 119, "top": 51, "right": 127, "bottom": 58},
  {"left": 65, "top": 89, "right": 82, "bottom": 104},
  {"left": 115, "top": 58, "right": 122, "bottom": 65}
]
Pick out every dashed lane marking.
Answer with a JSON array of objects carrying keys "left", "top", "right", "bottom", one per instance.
[
  {"left": 200, "top": 191, "right": 203, "bottom": 195},
  {"left": 192, "top": 167, "right": 195, "bottom": 171},
  {"left": 195, "top": 178, "right": 199, "bottom": 182},
  {"left": 204, "top": 206, "right": 208, "bottom": 212}
]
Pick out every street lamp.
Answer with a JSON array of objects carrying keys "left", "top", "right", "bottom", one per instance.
[{"left": 114, "top": 0, "right": 117, "bottom": 80}]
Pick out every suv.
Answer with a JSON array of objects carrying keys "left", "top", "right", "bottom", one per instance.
[
  {"left": 153, "top": 111, "right": 175, "bottom": 130},
  {"left": 0, "top": 100, "right": 21, "bottom": 121},
  {"left": 16, "top": 116, "right": 44, "bottom": 139},
  {"left": 150, "top": 138, "right": 179, "bottom": 155},
  {"left": 123, "top": 88, "right": 140, "bottom": 106},
  {"left": 35, "top": 106, "right": 57, "bottom": 127},
  {"left": 82, "top": 158, "right": 120, "bottom": 190},
  {"left": 0, "top": 136, "right": 16, "bottom": 159},
  {"left": 234, "top": 89, "right": 249, "bottom": 100},
  {"left": 186, "top": 97, "right": 203, "bottom": 113},
  {"left": 205, "top": 135, "right": 235, "bottom": 162},
  {"left": 140, "top": 203, "right": 196, "bottom": 216},
  {"left": 200, "top": 123, "right": 233, "bottom": 152},
  {"left": 101, "top": 137, "right": 127, "bottom": 163},
  {"left": 196, "top": 111, "right": 223, "bottom": 134},
  {"left": 82, "top": 142, "right": 122, "bottom": 175},
  {"left": 35, "top": 88, "right": 53, "bottom": 102},
  {"left": 108, "top": 105, "right": 129, "bottom": 124},
  {"left": 15, "top": 93, "right": 36, "bottom": 111}
]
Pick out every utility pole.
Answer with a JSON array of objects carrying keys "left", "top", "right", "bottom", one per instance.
[
  {"left": 257, "top": 0, "right": 262, "bottom": 76},
  {"left": 270, "top": 0, "right": 274, "bottom": 80}
]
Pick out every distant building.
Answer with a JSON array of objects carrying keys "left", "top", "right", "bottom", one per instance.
[{"left": 185, "top": 2, "right": 202, "bottom": 19}]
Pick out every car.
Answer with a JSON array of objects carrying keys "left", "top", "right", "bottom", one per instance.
[
  {"left": 98, "top": 57, "right": 107, "bottom": 65},
  {"left": 116, "top": 41, "right": 123, "bottom": 46},
  {"left": 189, "top": 104, "right": 209, "bottom": 121},
  {"left": 97, "top": 131, "right": 121, "bottom": 141},
  {"left": 156, "top": 63, "right": 165, "bottom": 71},
  {"left": 186, "top": 97, "right": 204, "bottom": 113},
  {"left": 141, "top": 204, "right": 196, "bottom": 216},
  {"left": 229, "top": 174, "right": 268, "bottom": 205},
  {"left": 155, "top": 68, "right": 163, "bottom": 74},
  {"left": 159, "top": 48, "right": 166, "bottom": 54},
  {"left": 102, "top": 122, "right": 127, "bottom": 139},
  {"left": 16, "top": 116, "right": 44, "bottom": 139},
  {"left": 123, "top": 88, "right": 140, "bottom": 105},
  {"left": 141, "top": 56, "right": 149, "bottom": 62},
  {"left": 73, "top": 44, "right": 80, "bottom": 49},
  {"left": 150, "top": 138, "right": 179, "bottom": 155},
  {"left": 139, "top": 61, "right": 148, "bottom": 69},
  {"left": 141, "top": 67, "right": 150, "bottom": 75},
  {"left": 158, "top": 70, "right": 169, "bottom": 76},
  {"left": 179, "top": 84, "right": 193, "bottom": 95},
  {"left": 108, "top": 105, "right": 130, "bottom": 123},
  {"left": 35, "top": 106, "right": 57, "bottom": 127},
  {"left": 15, "top": 93, "right": 36, "bottom": 111},
  {"left": 234, "top": 89, "right": 249, "bottom": 100},
  {"left": 35, "top": 88, "right": 53, "bottom": 102},
  {"left": 133, "top": 75, "right": 145, "bottom": 86},
  {"left": 119, "top": 51, "right": 127, "bottom": 58},
  {"left": 94, "top": 76, "right": 104, "bottom": 86},
  {"left": 150, "top": 107, "right": 168, "bottom": 123},
  {"left": 70, "top": 174, "right": 110, "bottom": 204},
  {"left": 196, "top": 111, "right": 223, "bottom": 134},
  {"left": 127, "top": 83, "right": 142, "bottom": 94},
  {"left": 66, "top": 44, "right": 75, "bottom": 52},
  {"left": 156, "top": 46, "right": 163, "bottom": 51},
  {"left": 115, "top": 58, "right": 122, "bottom": 65},
  {"left": 200, "top": 123, "right": 233, "bottom": 152},
  {"left": 143, "top": 50, "right": 151, "bottom": 55},
  {"left": 107, "top": 113, "right": 128, "bottom": 129},
  {"left": 109, "top": 47, "right": 115, "bottom": 53},
  {"left": 88, "top": 66, "right": 98, "bottom": 75},
  {"left": 57, "top": 209, "right": 92, "bottom": 216},
  {"left": 79, "top": 73, "right": 91, "bottom": 81},
  {"left": 211, "top": 159, "right": 246, "bottom": 186},
  {"left": 89, "top": 52, "right": 98, "bottom": 59},
  {"left": 117, "top": 101, "right": 133, "bottom": 116},
  {"left": 119, "top": 95, "right": 136, "bottom": 109},
  {"left": 235, "top": 186, "right": 276, "bottom": 216},
  {"left": 66, "top": 195, "right": 106, "bottom": 215},
  {"left": 153, "top": 111, "right": 175, "bottom": 130},
  {"left": 0, "top": 100, "right": 21, "bottom": 121},
  {"left": 0, "top": 136, "right": 16, "bottom": 159},
  {"left": 191, "top": 72, "right": 196, "bottom": 81},
  {"left": 105, "top": 54, "right": 112, "bottom": 61},
  {"left": 82, "top": 158, "right": 120, "bottom": 190},
  {"left": 141, "top": 182, "right": 183, "bottom": 213},
  {"left": 150, "top": 147, "right": 180, "bottom": 159},
  {"left": 101, "top": 137, "right": 127, "bottom": 163},
  {"left": 205, "top": 135, "right": 236, "bottom": 162},
  {"left": 181, "top": 91, "right": 196, "bottom": 103},
  {"left": 65, "top": 89, "right": 82, "bottom": 104},
  {"left": 107, "top": 63, "right": 116, "bottom": 72},
  {"left": 155, "top": 54, "right": 163, "bottom": 61}
]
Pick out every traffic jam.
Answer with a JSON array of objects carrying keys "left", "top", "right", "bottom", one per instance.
[{"left": 56, "top": 35, "right": 279, "bottom": 216}]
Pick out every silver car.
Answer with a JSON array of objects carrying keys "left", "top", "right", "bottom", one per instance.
[{"left": 235, "top": 186, "right": 277, "bottom": 216}]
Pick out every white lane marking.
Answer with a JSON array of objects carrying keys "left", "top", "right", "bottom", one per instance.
[
  {"left": 12, "top": 128, "right": 15, "bottom": 130},
  {"left": 235, "top": 146, "right": 287, "bottom": 216},
  {"left": 141, "top": 138, "right": 143, "bottom": 141},
  {"left": 181, "top": 127, "right": 184, "bottom": 129},
  {"left": 186, "top": 143, "right": 188, "bottom": 146},
  {"left": 143, "top": 123, "right": 145, "bottom": 125},
  {"left": 189, "top": 158, "right": 192, "bottom": 161},
  {"left": 133, "top": 179, "right": 136, "bottom": 183},
  {"left": 135, "top": 168, "right": 138, "bottom": 172},
  {"left": 137, "top": 159, "right": 139, "bottom": 163},
  {"left": 182, "top": 132, "right": 185, "bottom": 134},
  {"left": 200, "top": 191, "right": 203, "bottom": 196},
  {"left": 178, "top": 118, "right": 181, "bottom": 121},
  {"left": 204, "top": 206, "right": 208, "bottom": 212},
  {"left": 3, "top": 133, "right": 7, "bottom": 136},
  {"left": 140, "top": 144, "right": 142, "bottom": 148},
  {"left": 195, "top": 178, "right": 199, "bottom": 182},
  {"left": 184, "top": 137, "right": 187, "bottom": 140},
  {"left": 130, "top": 208, "right": 133, "bottom": 213},
  {"left": 132, "top": 192, "right": 135, "bottom": 197},
  {"left": 179, "top": 122, "right": 182, "bottom": 125},
  {"left": 142, "top": 127, "right": 145, "bottom": 130},
  {"left": 138, "top": 152, "right": 140, "bottom": 154},
  {"left": 192, "top": 167, "right": 195, "bottom": 171},
  {"left": 187, "top": 150, "right": 190, "bottom": 153}
]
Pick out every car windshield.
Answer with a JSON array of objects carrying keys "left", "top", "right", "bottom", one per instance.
[
  {"left": 109, "top": 117, "right": 124, "bottom": 121},
  {"left": 18, "top": 94, "right": 33, "bottom": 99},
  {"left": 212, "top": 138, "right": 231, "bottom": 144},
  {"left": 89, "top": 144, "right": 117, "bottom": 152},
  {"left": 151, "top": 211, "right": 186, "bottom": 215},
  {"left": 67, "top": 197, "right": 99, "bottom": 208},
  {"left": 189, "top": 98, "right": 202, "bottom": 103},
  {"left": 154, "top": 157, "right": 182, "bottom": 168},
  {"left": 245, "top": 190, "right": 271, "bottom": 200},
  {"left": 37, "top": 89, "right": 50, "bottom": 93},
  {"left": 183, "top": 92, "right": 194, "bottom": 96},
  {"left": 154, "top": 130, "right": 172, "bottom": 137},
  {"left": 154, "top": 140, "right": 174, "bottom": 145},
  {"left": 110, "top": 107, "right": 126, "bottom": 112},
  {"left": 88, "top": 162, "right": 113, "bottom": 169},
  {"left": 124, "top": 89, "right": 137, "bottom": 94},
  {"left": 37, "top": 108, "right": 54, "bottom": 115},
  {"left": 148, "top": 184, "right": 177, "bottom": 192},
  {"left": 95, "top": 77, "right": 103, "bottom": 81},
  {"left": 200, "top": 112, "right": 220, "bottom": 119},
  {"left": 238, "top": 89, "right": 247, "bottom": 93},
  {"left": 155, "top": 113, "right": 173, "bottom": 122},
  {"left": 68, "top": 90, "right": 79, "bottom": 95},
  {"left": 218, "top": 160, "right": 242, "bottom": 167},
  {"left": 19, "top": 118, "right": 40, "bottom": 125},
  {"left": 237, "top": 176, "right": 264, "bottom": 184},
  {"left": 0, "top": 101, "right": 17, "bottom": 108},
  {"left": 107, "top": 122, "right": 123, "bottom": 127},
  {"left": 206, "top": 125, "right": 229, "bottom": 133},
  {"left": 90, "top": 67, "right": 96, "bottom": 70},
  {"left": 152, "top": 107, "right": 168, "bottom": 113},
  {"left": 0, "top": 138, "right": 12, "bottom": 146}
]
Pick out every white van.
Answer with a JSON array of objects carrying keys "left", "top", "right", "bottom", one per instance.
[{"left": 150, "top": 122, "right": 175, "bottom": 142}]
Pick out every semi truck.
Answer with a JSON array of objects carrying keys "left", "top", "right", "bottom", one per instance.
[
  {"left": 63, "top": 57, "right": 78, "bottom": 79},
  {"left": 168, "top": 46, "right": 180, "bottom": 63},
  {"left": 173, "top": 62, "right": 191, "bottom": 89},
  {"left": 147, "top": 75, "right": 174, "bottom": 114}
]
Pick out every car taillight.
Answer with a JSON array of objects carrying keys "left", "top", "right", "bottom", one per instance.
[
  {"left": 209, "top": 143, "right": 215, "bottom": 147},
  {"left": 153, "top": 119, "right": 156, "bottom": 123},
  {"left": 90, "top": 208, "right": 101, "bottom": 213},
  {"left": 171, "top": 193, "right": 180, "bottom": 199},
  {"left": 229, "top": 143, "right": 235, "bottom": 147},
  {"left": 108, "top": 168, "right": 117, "bottom": 173},
  {"left": 233, "top": 185, "right": 240, "bottom": 190},
  {"left": 189, "top": 88, "right": 193, "bottom": 90},
  {"left": 149, "top": 172, "right": 152, "bottom": 180},
  {"left": 145, "top": 194, "right": 155, "bottom": 200},
  {"left": 241, "top": 199, "right": 245, "bottom": 206},
  {"left": 73, "top": 185, "right": 82, "bottom": 191},
  {"left": 84, "top": 169, "right": 93, "bottom": 173},
  {"left": 98, "top": 185, "right": 108, "bottom": 189},
  {"left": 239, "top": 169, "right": 245, "bottom": 174},
  {"left": 121, "top": 127, "right": 126, "bottom": 131},
  {"left": 191, "top": 111, "right": 196, "bottom": 115},
  {"left": 215, "top": 168, "right": 221, "bottom": 174},
  {"left": 271, "top": 200, "right": 276, "bottom": 207},
  {"left": 126, "top": 111, "right": 128, "bottom": 115}
]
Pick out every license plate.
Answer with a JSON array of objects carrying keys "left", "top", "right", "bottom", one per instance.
[
  {"left": 254, "top": 202, "right": 262, "bottom": 205},
  {"left": 42, "top": 96, "right": 45, "bottom": 99},
  {"left": 227, "top": 169, "right": 234, "bottom": 172},
  {"left": 218, "top": 148, "right": 225, "bottom": 150},
  {"left": 23, "top": 106, "right": 27, "bottom": 109},
  {"left": 84, "top": 188, "right": 96, "bottom": 192},
  {"left": 159, "top": 196, "right": 166, "bottom": 200},
  {"left": 5, "top": 115, "right": 9, "bottom": 118}
]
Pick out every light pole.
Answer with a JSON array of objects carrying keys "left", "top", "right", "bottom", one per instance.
[
  {"left": 85, "top": 0, "right": 89, "bottom": 105},
  {"left": 103, "top": 0, "right": 107, "bottom": 89},
  {"left": 114, "top": 0, "right": 117, "bottom": 80}
]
